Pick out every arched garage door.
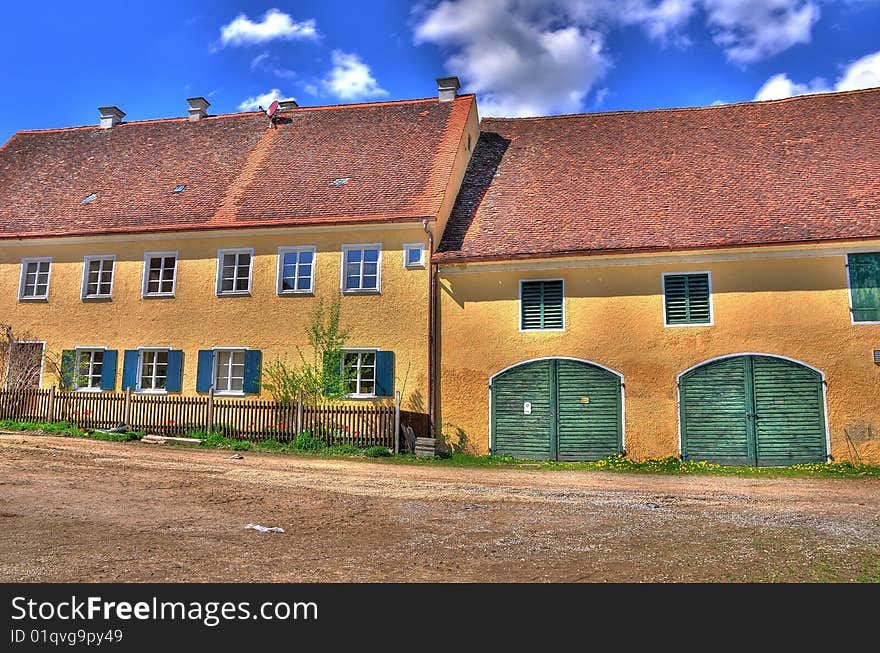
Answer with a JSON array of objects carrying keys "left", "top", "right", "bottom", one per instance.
[
  {"left": 491, "top": 359, "right": 623, "bottom": 461},
  {"left": 679, "top": 355, "right": 827, "bottom": 466}
]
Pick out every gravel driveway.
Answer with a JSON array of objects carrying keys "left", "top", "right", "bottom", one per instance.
[{"left": 1, "top": 434, "right": 878, "bottom": 582}]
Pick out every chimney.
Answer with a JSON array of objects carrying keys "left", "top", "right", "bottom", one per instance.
[
  {"left": 436, "top": 76, "right": 460, "bottom": 102},
  {"left": 187, "top": 97, "right": 210, "bottom": 121},
  {"left": 278, "top": 99, "right": 299, "bottom": 112},
  {"left": 98, "top": 106, "right": 125, "bottom": 129}
]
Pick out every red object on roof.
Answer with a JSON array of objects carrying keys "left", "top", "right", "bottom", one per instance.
[
  {"left": 266, "top": 100, "right": 279, "bottom": 118},
  {"left": 436, "top": 88, "right": 880, "bottom": 263},
  {"left": 0, "top": 95, "right": 474, "bottom": 239}
]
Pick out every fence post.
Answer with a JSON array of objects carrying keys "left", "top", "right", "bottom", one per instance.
[
  {"left": 394, "top": 391, "right": 401, "bottom": 454},
  {"left": 47, "top": 386, "right": 56, "bottom": 423},
  {"left": 123, "top": 387, "right": 132, "bottom": 426},
  {"left": 296, "top": 389, "right": 303, "bottom": 436},
  {"left": 206, "top": 388, "right": 214, "bottom": 434}
]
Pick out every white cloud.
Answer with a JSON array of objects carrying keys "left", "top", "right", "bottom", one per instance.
[
  {"left": 321, "top": 51, "right": 388, "bottom": 101},
  {"left": 754, "top": 49, "right": 880, "bottom": 101},
  {"left": 250, "top": 52, "right": 270, "bottom": 70},
  {"left": 219, "top": 9, "right": 318, "bottom": 47},
  {"left": 617, "top": 0, "right": 697, "bottom": 42},
  {"left": 414, "top": 0, "right": 609, "bottom": 117},
  {"left": 703, "top": 0, "right": 819, "bottom": 63},
  {"left": 237, "top": 88, "right": 292, "bottom": 112}
]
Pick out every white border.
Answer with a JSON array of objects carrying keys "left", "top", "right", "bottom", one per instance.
[
  {"left": 80, "top": 255, "right": 116, "bottom": 300},
  {"left": 142, "top": 251, "right": 179, "bottom": 298},
  {"left": 518, "top": 278, "right": 566, "bottom": 332},
  {"left": 17, "top": 257, "right": 52, "bottom": 301},
  {"left": 340, "top": 243, "right": 382, "bottom": 294},
  {"left": 340, "top": 347, "right": 380, "bottom": 399},
  {"left": 5, "top": 340, "right": 46, "bottom": 389},
  {"left": 72, "top": 347, "right": 109, "bottom": 392},
  {"left": 675, "top": 352, "right": 831, "bottom": 462},
  {"left": 215, "top": 248, "right": 254, "bottom": 297},
  {"left": 276, "top": 246, "right": 317, "bottom": 295},
  {"left": 210, "top": 346, "right": 250, "bottom": 396},
  {"left": 402, "top": 242, "right": 426, "bottom": 269},
  {"left": 135, "top": 346, "right": 172, "bottom": 394},
  {"left": 661, "top": 270, "right": 714, "bottom": 327},
  {"left": 845, "top": 252, "right": 880, "bottom": 324},
  {"left": 487, "top": 357, "right": 626, "bottom": 456}
]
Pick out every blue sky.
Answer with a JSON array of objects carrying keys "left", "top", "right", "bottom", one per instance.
[{"left": 1, "top": 1, "right": 878, "bottom": 144}]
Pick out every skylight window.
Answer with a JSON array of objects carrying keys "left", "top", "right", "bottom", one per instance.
[
  {"left": 172, "top": 185, "right": 186, "bottom": 194},
  {"left": 82, "top": 193, "right": 97, "bottom": 204},
  {"left": 330, "top": 177, "right": 350, "bottom": 187}
]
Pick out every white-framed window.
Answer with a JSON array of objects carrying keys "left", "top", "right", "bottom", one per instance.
[
  {"left": 138, "top": 348, "right": 169, "bottom": 392},
  {"left": 143, "top": 251, "right": 178, "bottom": 297},
  {"left": 341, "top": 244, "right": 381, "bottom": 293},
  {"left": 216, "top": 248, "right": 253, "bottom": 296},
  {"left": 277, "top": 246, "right": 316, "bottom": 294},
  {"left": 403, "top": 243, "right": 426, "bottom": 269},
  {"left": 5, "top": 341, "right": 45, "bottom": 389},
  {"left": 214, "top": 348, "right": 246, "bottom": 394},
  {"left": 74, "top": 348, "right": 104, "bottom": 391},
  {"left": 18, "top": 257, "right": 52, "bottom": 300},
  {"left": 81, "top": 255, "right": 115, "bottom": 299},
  {"left": 342, "top": 349, "right": 377, "bottom": 397}
]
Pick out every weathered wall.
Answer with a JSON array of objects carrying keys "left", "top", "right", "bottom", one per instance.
[
  {"left": 437, "top": 245, "right": 880, "bottom": 464},
  {"left": 0, "top": 225, "right": 430, "bottom": 411}
]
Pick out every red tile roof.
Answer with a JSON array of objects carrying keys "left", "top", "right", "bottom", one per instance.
[
  {"left": 0, "top": 95, "right": 474, "bottom": 239},
  {"left": 436, "top": 88, "right": 880, "bottom": 263}
]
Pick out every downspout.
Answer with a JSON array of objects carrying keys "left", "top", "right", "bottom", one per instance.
[{"left": 423, "top": 219, "right": 436, "bottom": 439}]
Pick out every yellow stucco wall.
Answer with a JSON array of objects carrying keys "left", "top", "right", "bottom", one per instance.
[
  {"left": 437, "top": 245, "right": 880, "bottom": 464},
  {"left": 0, "top": 225, "right": 430, "bottom": 411}
]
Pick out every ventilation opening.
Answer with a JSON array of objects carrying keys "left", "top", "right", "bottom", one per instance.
[{"left": 82, "top": 193, "right": 97, "bottom": 204}]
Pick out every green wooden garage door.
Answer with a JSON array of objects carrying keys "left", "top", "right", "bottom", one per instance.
[
  {"left": 680, "top": 355, "right": 827, "bottom": 466},
  {"left": 491, "top": 359, "right": 623, "bottom": 461}
]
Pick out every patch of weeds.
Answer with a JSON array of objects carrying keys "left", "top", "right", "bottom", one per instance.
[
  {"left": 292, "top": 431, "right": 326, "bottom": 453},
  {"left": 326, "top": 444, "right": 361, "bottom": 457},
  {"left": 363, "top": 446, "right": 391, "bottom": 458},
  {"left": 0, "top": 419, "right": 86, "bottom": 437}
]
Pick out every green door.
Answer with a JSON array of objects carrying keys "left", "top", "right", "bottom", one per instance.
[
  {"left": 680, "top": 355, "right": 827, "bottom": 466},
  {"left": 491, "top": 359, "right": 623, "bottom": 461}
]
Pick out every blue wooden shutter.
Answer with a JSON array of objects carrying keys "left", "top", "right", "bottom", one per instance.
[
  {"left": 375, "top": 351, "right": 395, "bottom": 397},
  {"left": 196, "top": 350, "right": 215, "bottom": 393},
  {"left": 165, "top": 350, "right": 183, "bottom": 392},
  {"left": 848, "top": 253, "right": 880, "bottom": 322},
  {"left": 521, "top": 280, "right": 563, "bottom": 330},
  {"left": 243, "top": 350, "right": 262, "bottom": 394},
  {"left": 121, "top": 350, "right": 139, "bottom": 390},
  {"left": 60, "top": 350, "right": 75, "bottom": 390},
  {"left": 664, "top": 274, "right": 710, "bottom": 324},
  {"left": 100, "top": 350, "right": 118, "bottom": 390}
]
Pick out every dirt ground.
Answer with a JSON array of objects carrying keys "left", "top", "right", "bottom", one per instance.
[{"left": 1, "top": 433, "right": 878, "bottom": 582}]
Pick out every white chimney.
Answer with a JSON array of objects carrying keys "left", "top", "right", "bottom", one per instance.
[
  {"left": 436, "top": 76, "right": 460, "bottom": 102},
  {"left": 187, "top": 97, "right": 210, "bottom": 121},
  {"left": 278, "top": 99, "right": 299, "bottom": 112},
  {"left": 98, "top": 106, "right": 125, "bottom": 129}
]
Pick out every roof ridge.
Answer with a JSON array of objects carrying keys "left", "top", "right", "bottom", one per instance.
[
  {"left": 12, "top": 94, "right": 477, "bottom": 136},
  {"left": 481, "top": 86, "right": 880, "bottom": 124}
]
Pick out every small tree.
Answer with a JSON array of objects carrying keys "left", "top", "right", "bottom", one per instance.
[
  {"left": 262, "top": 297, "right": 352, "bottom": 405},
  {"left": 0, "top": 324, "right": 59, "bottom": 392}
]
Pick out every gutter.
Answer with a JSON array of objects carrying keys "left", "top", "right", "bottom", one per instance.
[{"left": 423, "top": 219, "right": 436, "bottom": 439}]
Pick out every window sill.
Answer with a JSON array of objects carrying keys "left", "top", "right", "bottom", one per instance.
[
  {"left": 214, "top": 391, "right": 246, "bottom": 397},
  {"left": 82, "top": 295, "right": 113, "bottom": 302},
  {"left": 277, "top": 290, "right": 315, "bottom": 296},
  {"left": 346, "top": 394, "right": 378, "bottom": 400},
  {"left": 341, "top": 289, "right": 380, "bottom": 295},
  {"left": 519, "top": 328, "right": 566, "bottom": 333},
  {"left": 18, "top": 296, "right": 48, "bottom": 302},
  {"left": 136, "top": 389, "right": 168, "bottom": 395},
  {"left": 663, "top": 322, "right": 713, "bottom": 328},
  {"left": 216, "top": 291, "right": 252, "bottom": 298},
  {"left": 142, "top": 293, "right": 176, "bottom": 299},
  {"left": 74, "top": 387, "right": 103, "bottom": 393}
]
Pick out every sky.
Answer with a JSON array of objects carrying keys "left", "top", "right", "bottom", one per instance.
[{"left": 0, "top": 1, "right": 879, "bottom": 144}]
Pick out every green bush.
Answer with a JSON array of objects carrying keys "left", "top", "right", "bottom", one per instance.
[
  {"left": 257, "top": 438, "right": 285, "bottom": 451},
  {"left": 231, "top": 440, "right": 252, "bottom": 451},
  {"left": 292, "top": 431, "right": 326, "bottom": 452},
  {"left": 364, "top": 445, "right": 391, "bottom": 458}
]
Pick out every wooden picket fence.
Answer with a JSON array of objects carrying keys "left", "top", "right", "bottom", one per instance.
[{"left": 0, "top": 387, "right": 411, "bottom": 451}]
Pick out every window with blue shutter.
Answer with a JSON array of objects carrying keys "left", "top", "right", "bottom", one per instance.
[
  {"left": 165, "top": 350, "right": 184, "bottom": 392},
  {"left": 101, "top": 350, "right": 118, "bottom": 390},
  {"left": 196, "top": 350, "right": 215, "bottom": 393},
  {"left": 243, "top": 350, "right": 262, "bottom": 394},
  {"left": 520, "top": 280, "right": 564, "bottom": 330},
  {"left": 847, "top": 253, "right": 880, "bottom": 322},
  {"left": 121, "top": 350, "right": 140, "bottom": 390},
  {"left": 663, "top": 273, "right": 711, "bottom": 325},
  {"left": 375, "top": 351, "right": 395, "bottom": 397}
]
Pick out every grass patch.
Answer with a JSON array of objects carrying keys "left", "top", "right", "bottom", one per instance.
[{"left": 4, "top": 421, "right": 879, "bottom": 479}]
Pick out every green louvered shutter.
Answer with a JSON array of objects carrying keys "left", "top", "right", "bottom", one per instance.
[
  {"left": 664, "top": 274, "right": 711, "bottom": 325},
  {"left": 847, "top": 253, "right": 880, "bottom": 322},
  {"left": 555, "top": 360, "right": 623, "bottom": 461},
  {"left": 521, "top": 280, "right": 564, "bottom": 330}
]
